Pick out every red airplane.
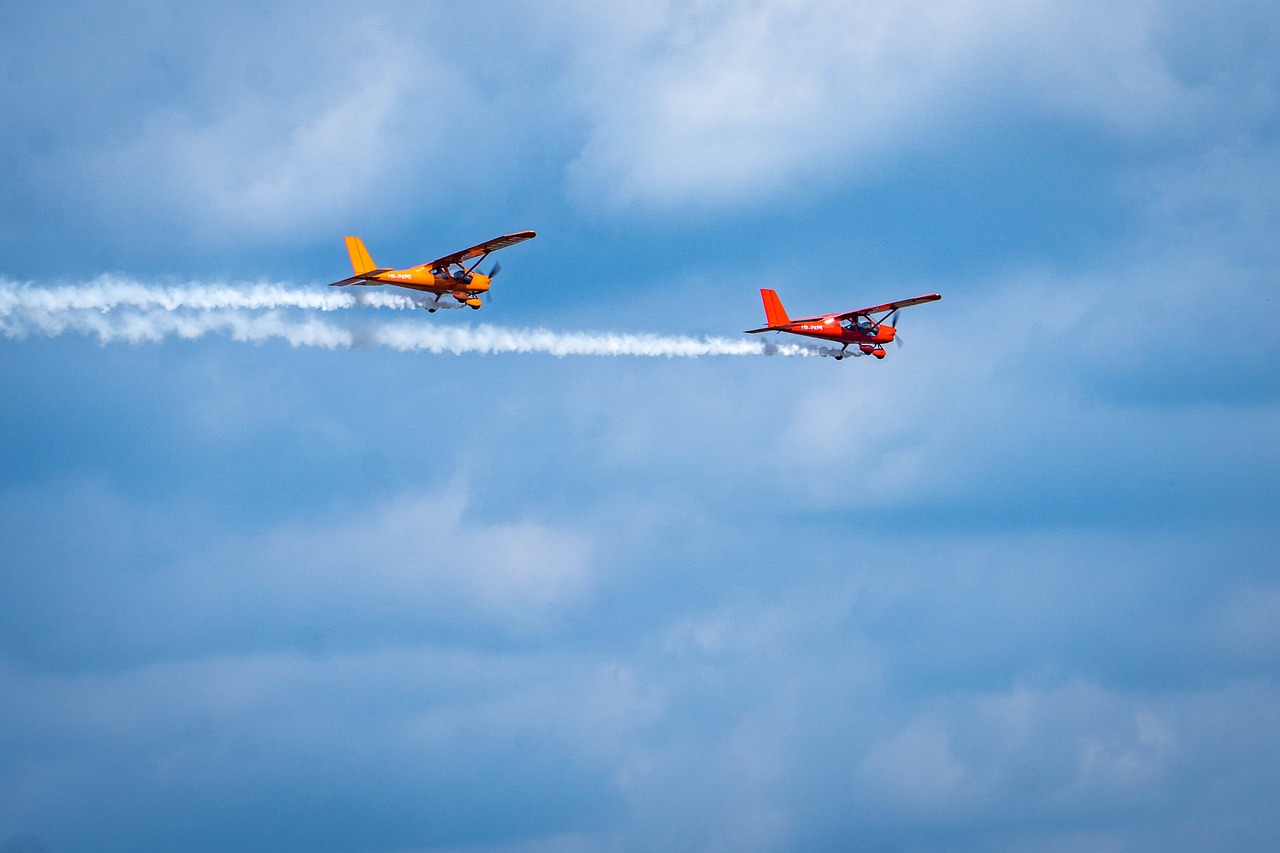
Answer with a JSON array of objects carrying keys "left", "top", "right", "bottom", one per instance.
[{"left": 746, "top": 289, "right": 941, "bottom": 359}]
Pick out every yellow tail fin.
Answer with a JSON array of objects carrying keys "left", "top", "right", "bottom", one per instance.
[{"left": 345, "top": 236, "right": 377, "bottom": 275}]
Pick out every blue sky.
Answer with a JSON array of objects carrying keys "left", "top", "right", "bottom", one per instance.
[{"left": 1, "top": 1, "right": 1278, "bottom": 851}]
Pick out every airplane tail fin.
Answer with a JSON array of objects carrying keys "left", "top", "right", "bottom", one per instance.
[
  {"left": 761, "top": 289, "right": 790, "bottom": 327},
  {"left": 345, "top": 236, "right": 377, "bottom": 275}
]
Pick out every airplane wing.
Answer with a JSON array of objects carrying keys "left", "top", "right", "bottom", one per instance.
[
  {"left": 834, "top": 293, "right": 941, "bottom": 320},
  {"left": 426, "top": 231, "right": 536, "bottom": 269}
]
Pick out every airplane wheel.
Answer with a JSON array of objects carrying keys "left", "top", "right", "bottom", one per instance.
[
  {"left": 428, "top": 308, "right": 437, "bottom": 313},
  {"left": 470, "top": 304, "right": 481, "bottom": 310},
  {"left": 834, "top": 355, "right": 843, "bottom": 360}
]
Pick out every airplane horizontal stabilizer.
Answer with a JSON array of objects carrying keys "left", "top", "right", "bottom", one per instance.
[{"left": 328, "top": 271, "right": 391, "bottom": 287}]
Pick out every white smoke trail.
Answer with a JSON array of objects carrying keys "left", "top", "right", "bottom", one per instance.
[
  {"left": 0, "top": 280, "right": 853, "bottom": 358},
  {"left": 0, "top": 275, "right": 456, "bottom": 313}
]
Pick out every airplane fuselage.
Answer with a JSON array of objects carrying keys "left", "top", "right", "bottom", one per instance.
[
  {"left": 785, "top": 319, "right": 896, "bottom": 346},
  {"left": 355, "top": 269, "right": 492, "bottom": 307},
  {"left": 776, "top": 318, "right": 896, "bottom": 358},
  {"left": 370, "top": 268, "right": 490, "bottom": 294}
]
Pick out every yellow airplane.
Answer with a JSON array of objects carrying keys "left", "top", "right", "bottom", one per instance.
[{"left": 329, "top": 231, "right": 536, "bottom": 310}]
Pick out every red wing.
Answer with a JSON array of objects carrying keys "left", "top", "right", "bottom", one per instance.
[
  {"left": 426, "top": 231, "right": 536, "bottom": 269},
  {"left": 834, "top": 293, "right": 941, "bottom": 320}
]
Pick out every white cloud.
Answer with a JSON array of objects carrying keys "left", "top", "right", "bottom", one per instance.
[
  {"left": 857, "top": 719, "right": 967, "bottom": 810},
  {"left": 11, "top": 1, "right": 1274, "bottom": 244},
  {"left": 0, "top": 643, "right": 653, "bottom": 850},
  {"left": 53, "top": 9, "right": 486, "bottom": 243},
  {"left": 557, "top": 0, "right": 1201, "bottom": 208},
  {"left": 850, "top": 681, "right": 1182, "bottom": 826},
  {"left": 172, "top": 488, "right": 595, "bottom": 631},
  {"left": 2, "top": 474, "right": 1279, "bottom": 849},
  {"left": 0, "top": 479, "right": 595, "bottom": 654}
]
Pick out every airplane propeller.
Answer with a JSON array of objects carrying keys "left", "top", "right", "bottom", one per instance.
[
  {"left": 887, "top": 308, "right": 904, "bottom": 348},
  {"left": 481, "top": 263, "right": 500, "bottom": 304}
]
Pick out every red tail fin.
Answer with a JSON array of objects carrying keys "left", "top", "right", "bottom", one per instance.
[{"left": 761, "top": 289, "right": 790, "bottom": 327}]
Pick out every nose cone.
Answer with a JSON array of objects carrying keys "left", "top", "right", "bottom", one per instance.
[
  {"left": 880, "top": 324, "right": 896, "bottom": 343},
  {"left": 470, "top": 274, "right": 490, "bottom": 292}
]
